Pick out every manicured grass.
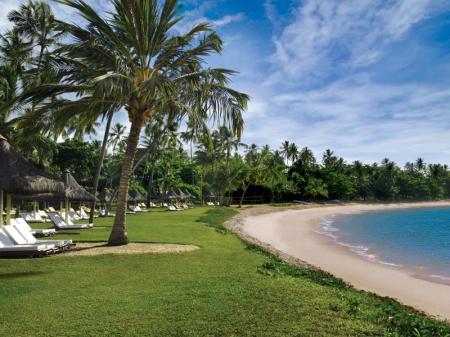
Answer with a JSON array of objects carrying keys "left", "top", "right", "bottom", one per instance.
[{"left": 0, "top": 207, "right": 448, "bottom": 337}]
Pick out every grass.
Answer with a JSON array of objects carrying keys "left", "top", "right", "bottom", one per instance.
[{"left": 0, "top": 207, "right": 448, "bottom": 337}]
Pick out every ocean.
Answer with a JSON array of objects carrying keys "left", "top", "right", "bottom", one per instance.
[{"left": 320, "top": 206, "right": 450, "bottom": 283}]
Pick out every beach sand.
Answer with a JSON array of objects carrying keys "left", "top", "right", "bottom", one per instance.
[{"left": 239, "top": 202, "right": 450, "bottom": 320}]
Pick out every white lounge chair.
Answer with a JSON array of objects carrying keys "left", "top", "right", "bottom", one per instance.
[
  {"left": 21, "top": 212, "right": 45, "bottom": 223},
  {"left": 0, "top": 228, "right": 55, "bottom": 257},
  {"left": 11, "top": 221, "right": 73, "bottom": 250},
  {"left": 12, "top": 218, "right": 56, "bottom": 237},
  {"left": 48, "top": 212, "right": 93, "bottom": 230},
  {"left": 167, "top": 205, "right": 182, "bottom": 212},
  {"left": 2, "top": 226, "right": 58, "bottom": 252},
  {"left": 76, "top": 208, "right": 89, "bottom": 220}
]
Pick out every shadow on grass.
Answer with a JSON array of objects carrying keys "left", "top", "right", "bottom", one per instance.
[{"left": 0, "top": 271, "right": 50, "bottom": 280}]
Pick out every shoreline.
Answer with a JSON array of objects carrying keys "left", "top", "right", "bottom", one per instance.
[{"left": 234, "top": 201, "right": 450, "bottom": 320}]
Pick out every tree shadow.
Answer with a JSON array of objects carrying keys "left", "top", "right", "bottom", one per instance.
[{"left": 0, "top": 271, "right": 49, "bottom": 280}]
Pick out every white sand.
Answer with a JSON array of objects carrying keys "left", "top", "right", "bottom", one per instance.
[{"left": 241, "top": 202, "right": 450, "bottom": 320}]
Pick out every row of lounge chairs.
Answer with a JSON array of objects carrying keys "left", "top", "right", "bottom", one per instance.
[
  {"left": 15, "top": 206, "right": 93, "bottom": 224},
  {"left": 166, "top": 203, "right": 191, "bottom": 211},
  {"left": 0, "top": 221, "right": 74, "bottom": 257}
]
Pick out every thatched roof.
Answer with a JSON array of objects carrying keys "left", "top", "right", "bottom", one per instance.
[
  {"left": 63, "top": 171, "right": 97, "bottom": 202},
  {"left": 13, "top": 171, "right": 97, "bottom": 202},
  {"left": 97, "top": 188, "right": 113, "bottom": 203},
  {"left": 0, "top": 135, "right": 65, "bottom": 195},
  {"left": 129, "top": 189, "right": 146, "bottom": 202},
  {"left": 182, "top": 190, "right": 194, "bottom": 199},
  {"left": 177, "top": 189, "right": 187, "bottom": 199},
  {"left": 167, "top": 190, "right": 180, "bottom": 199}
]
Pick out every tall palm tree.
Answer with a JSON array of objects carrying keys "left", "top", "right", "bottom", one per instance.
[
  {"left": 288, "top": 142, "right": 298, "bottom": 164},
  {"left": 8, "top": 1, "right": 61, "bottom": 79},
  {"left": 108, "top": 123, "right": 127, "bottom": 153},
  {"left": 26, "top": 0, "right": 248, "bottom": 245},
  {"left": 280, "top": 140, "right": 290, "bottom": 165}
]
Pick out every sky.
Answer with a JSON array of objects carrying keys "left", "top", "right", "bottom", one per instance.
[{"left": 2, "top": 0, "right": 450, "bottom": 165}]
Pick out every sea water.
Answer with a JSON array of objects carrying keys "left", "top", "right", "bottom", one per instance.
[{"left": 320, "top": 207, "right": 450, "bottom": 283}]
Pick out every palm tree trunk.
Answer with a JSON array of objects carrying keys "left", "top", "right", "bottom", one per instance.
[
  {"left": 146, "top": 164, "right": 155, "bottom": 207},
  {"left": 108, "top": 117, "right": 143, "bottom": 246},
  {"left": 89, "top": 112, "right": 113, "bottom": 223},
  {"left": 239, "top": 183, "right": 250, "bottom": 208}
]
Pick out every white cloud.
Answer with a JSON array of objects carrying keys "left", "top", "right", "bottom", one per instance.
[
  {"left": 242, "top": 75, "right": 450, "bottom": 164},
  {"left": 210, "top": 13, "right": 244, "bottom": 28},
  {"left": 0, "top": 0, "right": 24, "bottom": 33},
  {"left": 267, "top": 0, "right": 433, "bottom": 85}
]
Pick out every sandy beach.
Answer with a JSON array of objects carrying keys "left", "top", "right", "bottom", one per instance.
[{"left": 239, "top": 202, "right": 450, "bottom": 320}]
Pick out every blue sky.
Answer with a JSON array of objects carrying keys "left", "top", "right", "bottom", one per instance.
[{"left": 2, "top": 0, "right": 450, "bottom": 165}]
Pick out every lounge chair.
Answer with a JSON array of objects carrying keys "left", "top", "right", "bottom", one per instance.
[
  {"left": 76, "top": 208, "right": 89, "bottom": 220},
  {"left": 12, "top": 218, "right": 56, "bottom": 237},
  {"left": 38, "top": 210, "right": 51, "bottom": 222},
  {"left": 0, "top": 228, "right": 55, "bottom": 257},
  {"left": 167, "top": 205, "right": 182, "bottom": 212},
  {"left": 21, "top": 212, "right": 45, "bottom": 223},
  {"left": 11, "top": 221, "right": 73, "bottom": 250},
  {"left": 48, "top": 212, "right": 93, "bottom": 230},
  {"left": 59, "top": 210, "right": 80, "bottom": 222},
  {"left": 3, "top": 225, "right": 58, "bottom": 251}
]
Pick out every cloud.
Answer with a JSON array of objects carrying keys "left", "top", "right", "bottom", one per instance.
[
  {"left": 267, "top": 0, "right": 434, "bottom": 85},
  {"left": 242, "top": 74, "right": 450, "bottom": 164},
  {"left": 0, "top": 0, "right": 25, "bottom": 33},
  {"left": 210, "top": 13, "right": 245, "bottom": 28}
]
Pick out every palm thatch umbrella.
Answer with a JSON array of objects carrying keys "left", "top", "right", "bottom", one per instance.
[
  {"left": 129, "top": 190, "right": 146, "bottom": 204},
  {"left": 167, "top": 190, "right": 181, "bottom": 203},
  {"left": 61, "top": 170, "right": 97, "bottom": 223},
  {"left": 177, "top": 189, "right": 187, "bottom": 200},
  {"left": 0, "top": 135, "right": 65, "bottom": 225}
]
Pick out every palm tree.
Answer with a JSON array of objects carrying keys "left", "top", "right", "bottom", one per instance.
[
  {"left": 299, "top": 147, "right": 316, "bottom": 169},
  {"left": 108, "top": 123, "right": 127, "bottom": 153},
  {"left": 288, "top": 142, "right": 298, "bottom": 164},
  {"left": 27, "top": 0, "right": 248, "bottom": 245},
  {"left": 88, "top": 111, "right": 116, "bottom": 223},
  {"left": 415, "top": 157, "right": 426, "bottom": 173},
  {"left": 8, "top": 1, "right": 61, "bottom": 79},
  {"left": 280, "top": 140, "right": 290, "bottom": 165}
]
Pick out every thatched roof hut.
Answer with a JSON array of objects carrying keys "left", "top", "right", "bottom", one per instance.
[
  {"left": 12, "top": 171, "right": 97, "bottom": 203},
  {"left": 129, "top": 189, "right": 146, "bottom": 203},
  {"left": 63, "top": 170, "right": 97, "bottom": 202},
  {"left": 177, "top": 189, "right": 187, "bottom": 199},
  {"left": 0, "top": 135, "right": 65, "bottom": 195},
  {"left": 167, "top": 190, "right": 180, "bottom": 200}
]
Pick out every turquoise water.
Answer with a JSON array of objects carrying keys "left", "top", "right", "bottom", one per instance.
[{"left": 322, "top": 207, "right": 450, "bottom": 282}]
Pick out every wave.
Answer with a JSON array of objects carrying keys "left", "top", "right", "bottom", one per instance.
[{"left": 318, "top": 216, "right": 400, "bottom": 266}]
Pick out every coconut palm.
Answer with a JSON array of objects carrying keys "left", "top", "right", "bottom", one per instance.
[
  {"left": 280, "top": 140, "right": 290, "bottom": 165},
  {"left": 288, "top": 142, "right": 298, "bottom": 164},
  {"left": 24, "top": 0, "right": 248, "bottom": 245},
  {"left": 108, "top": 123, "right": 127, "bottom": 153},
  {"left": 8, "top": 1, "right": 61, "bottom": 79}
]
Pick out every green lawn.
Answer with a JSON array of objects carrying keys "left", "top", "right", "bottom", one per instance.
[{"left": 0, "top": 207, "right": 448, "bottom": 337}]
